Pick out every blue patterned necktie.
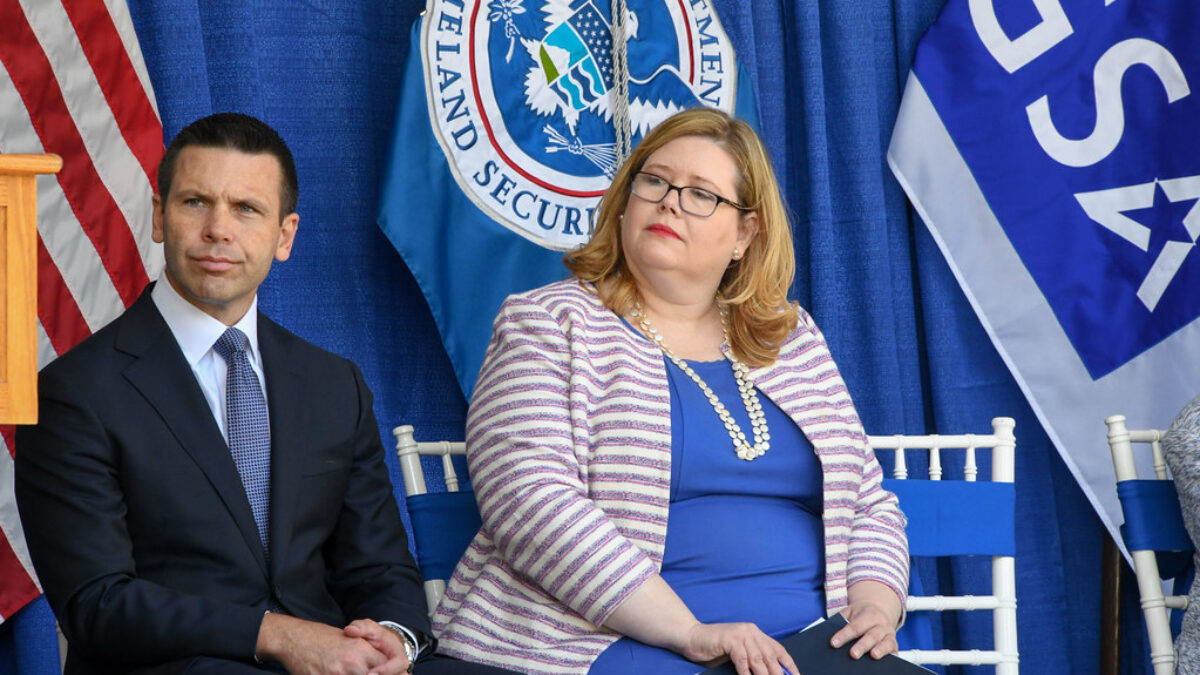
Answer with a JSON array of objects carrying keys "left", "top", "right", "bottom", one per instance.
[{"left": 213, "top": 327, "right": 271, "bottom": 558}]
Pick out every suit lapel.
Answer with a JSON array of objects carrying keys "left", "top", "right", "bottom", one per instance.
[
  {"left": 258, "top": 314, "right": 305, "bottom": 575},
  {"left": 117, "top": 289, "right": 270, "bottom": 577}
]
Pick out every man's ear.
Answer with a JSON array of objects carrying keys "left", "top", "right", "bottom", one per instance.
[
  {"left": 274, "top": 213, "right": 299, "bottom": 262},
  {"left": 151, "top": 194, "right": 165, "bottom": 243}
]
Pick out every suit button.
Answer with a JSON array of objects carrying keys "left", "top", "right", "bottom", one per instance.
[{"left": 273, "top": 585, "right": 283, "bottom": 599}]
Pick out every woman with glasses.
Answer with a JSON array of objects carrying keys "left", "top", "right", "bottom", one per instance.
[{"left": 432, "top": 107, "right": 909, "bottom": 675}]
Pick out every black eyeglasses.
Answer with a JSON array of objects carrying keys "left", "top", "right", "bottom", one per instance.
[{"left": 630, "top": 171, "right": 749, "bottom": 217}]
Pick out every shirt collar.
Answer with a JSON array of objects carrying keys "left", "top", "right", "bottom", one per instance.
[{"left": 151, "top": 277, "right": 261, "bottom": 367}]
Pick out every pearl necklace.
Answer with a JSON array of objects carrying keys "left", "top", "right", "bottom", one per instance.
[{"left": 633, "top": 303, "right": 771, "bottom": 461}]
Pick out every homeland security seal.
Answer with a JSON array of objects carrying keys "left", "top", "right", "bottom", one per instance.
[{"left": 421, "top": 0, "right": 740, "bottom": 251}]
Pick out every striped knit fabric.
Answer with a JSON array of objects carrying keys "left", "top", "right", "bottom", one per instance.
[
  {"left": 1162, "top": 393, "right": 1200, "bottom": 674},
  {"left": 433, "top": 280, "right": 909, "bottom": 674}
]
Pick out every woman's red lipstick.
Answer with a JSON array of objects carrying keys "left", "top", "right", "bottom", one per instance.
[{"left": 646, "top": 224, "right": 681, "bottom": 240}]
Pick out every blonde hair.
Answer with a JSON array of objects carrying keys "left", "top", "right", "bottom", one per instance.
[{"left": 565, "top": 107, "right": 798, "bottom": 366}]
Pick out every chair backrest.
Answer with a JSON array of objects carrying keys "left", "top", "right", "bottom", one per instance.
[
  {"left": 1106, "top": 414, "right": 1193, "bottom": 675},
  {"left": 392, "top": 424, "right": 480, "bottom": 616},
  {"left": 868, "top": 417, "right": 1018, "bottom": 674}
]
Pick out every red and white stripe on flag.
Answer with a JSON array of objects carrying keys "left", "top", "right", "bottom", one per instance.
[{"left": 0, "top": 0, "right": 163, "bottom": 622}]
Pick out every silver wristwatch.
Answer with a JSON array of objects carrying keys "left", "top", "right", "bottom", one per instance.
[
  {"left": 400, "top": 631, "right": 417, "bottom": 665},
  {"left": 379, "top": 622, "right": 418, "bottom": 670}
]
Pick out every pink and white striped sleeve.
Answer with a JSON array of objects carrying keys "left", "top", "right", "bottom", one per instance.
[{"left": 465, "top": 296, "right": 658, "bottom": 625}]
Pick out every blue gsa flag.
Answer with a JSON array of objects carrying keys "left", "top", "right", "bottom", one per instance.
[{"left": 889, "top": 0, "right": 1200, "bottom": 543}]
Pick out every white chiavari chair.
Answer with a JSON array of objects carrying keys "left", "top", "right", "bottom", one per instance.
[
  {"left": 392, "top": 424, "right": 478, "bottom": 617},
  {"left": 1106, "top": 415, "right": 1192, "bottom": 675},
  {"left": 869, "top": 417, "right": 1018, "bottom": 674}
]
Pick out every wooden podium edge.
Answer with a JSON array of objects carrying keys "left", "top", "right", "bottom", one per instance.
[{"left": 1, "top": 153, "right": 62, "bottom": 424}]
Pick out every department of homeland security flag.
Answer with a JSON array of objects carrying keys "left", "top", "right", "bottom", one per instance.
[
  {"left": 0, "top": 0, "right": 163, "bottom": 621},
  {"left": 888, "top": 0, "right": 1200, "bottom": 544},
  {"left": 378, "top": 0, "right": 758, "bottom": 398}
]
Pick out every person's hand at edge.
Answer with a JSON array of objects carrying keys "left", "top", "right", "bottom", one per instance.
[
  {"left": 254, "top": 612, "right": 392, "bottom": 675},
  {"left": 831, "top": 579, "right": 903, "bottom": 660},
  {"left": 344, "top": 619, "right": 412, "bottom": 674}
]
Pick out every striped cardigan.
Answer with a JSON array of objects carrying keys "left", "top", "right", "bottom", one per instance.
[{"left": 433, "top": 280, "right": 909, "bottom": 674}]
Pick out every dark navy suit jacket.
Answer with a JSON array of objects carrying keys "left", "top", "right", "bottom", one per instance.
[{"left": 15, "top": 285, "right": 429, "bottom": 674}]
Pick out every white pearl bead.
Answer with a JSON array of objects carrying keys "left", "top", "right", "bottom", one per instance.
[{"left": 635, "top": 301, "right": 771, "bottom": 462}]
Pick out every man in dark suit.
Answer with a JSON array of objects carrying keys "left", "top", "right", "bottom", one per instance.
[{"left": 15, "top": 113, "right": 514, "bottom": 675}]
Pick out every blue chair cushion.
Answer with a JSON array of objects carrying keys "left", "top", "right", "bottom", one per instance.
[
  {"left": 1116, "top": 479, "right": 1192, "bottom": 554},
  {"left": 406, "top": 491, "right": 482, "bottom": 581},
  {"left": 1115, "top": 479, "right": 1196, "bottom": 637},
  {"left": 883, "top": 479, "right": 1015, "bottom": 557}
]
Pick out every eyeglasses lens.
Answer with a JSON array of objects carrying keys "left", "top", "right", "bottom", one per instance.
[{"left": 632, "top": 173, "right": 720, "bottom": 217}]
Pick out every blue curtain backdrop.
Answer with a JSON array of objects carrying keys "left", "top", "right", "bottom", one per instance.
[{"left": 112, "top": 1, "right": 1150, "bottom": 672}]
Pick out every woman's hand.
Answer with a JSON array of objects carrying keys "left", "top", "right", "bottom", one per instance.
[
  {"left": 683, "top": 622, "right": 799, "bottom": 675},
  {"left": 602, "top": 576, "right": 799, "bottom": 674},
  {"left": 831, "top": 580, "right": 904, "bottom": 660}
]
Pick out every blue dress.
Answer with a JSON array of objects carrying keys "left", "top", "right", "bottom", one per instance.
[{"left": 588, "top": 356, "right": 827, "bottom": 674}]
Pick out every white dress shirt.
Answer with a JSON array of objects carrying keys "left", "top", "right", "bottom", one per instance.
[{"left": 151, "top": 278, "right": 268, "bottom": 442}]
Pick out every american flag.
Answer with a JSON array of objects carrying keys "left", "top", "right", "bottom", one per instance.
[{"left": 0, "top": 0, "right": 162, "bottom": 622}]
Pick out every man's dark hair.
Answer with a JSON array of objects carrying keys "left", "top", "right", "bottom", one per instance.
[{"left": 157, "top": 112, "right": 299, "bottom": 215}]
